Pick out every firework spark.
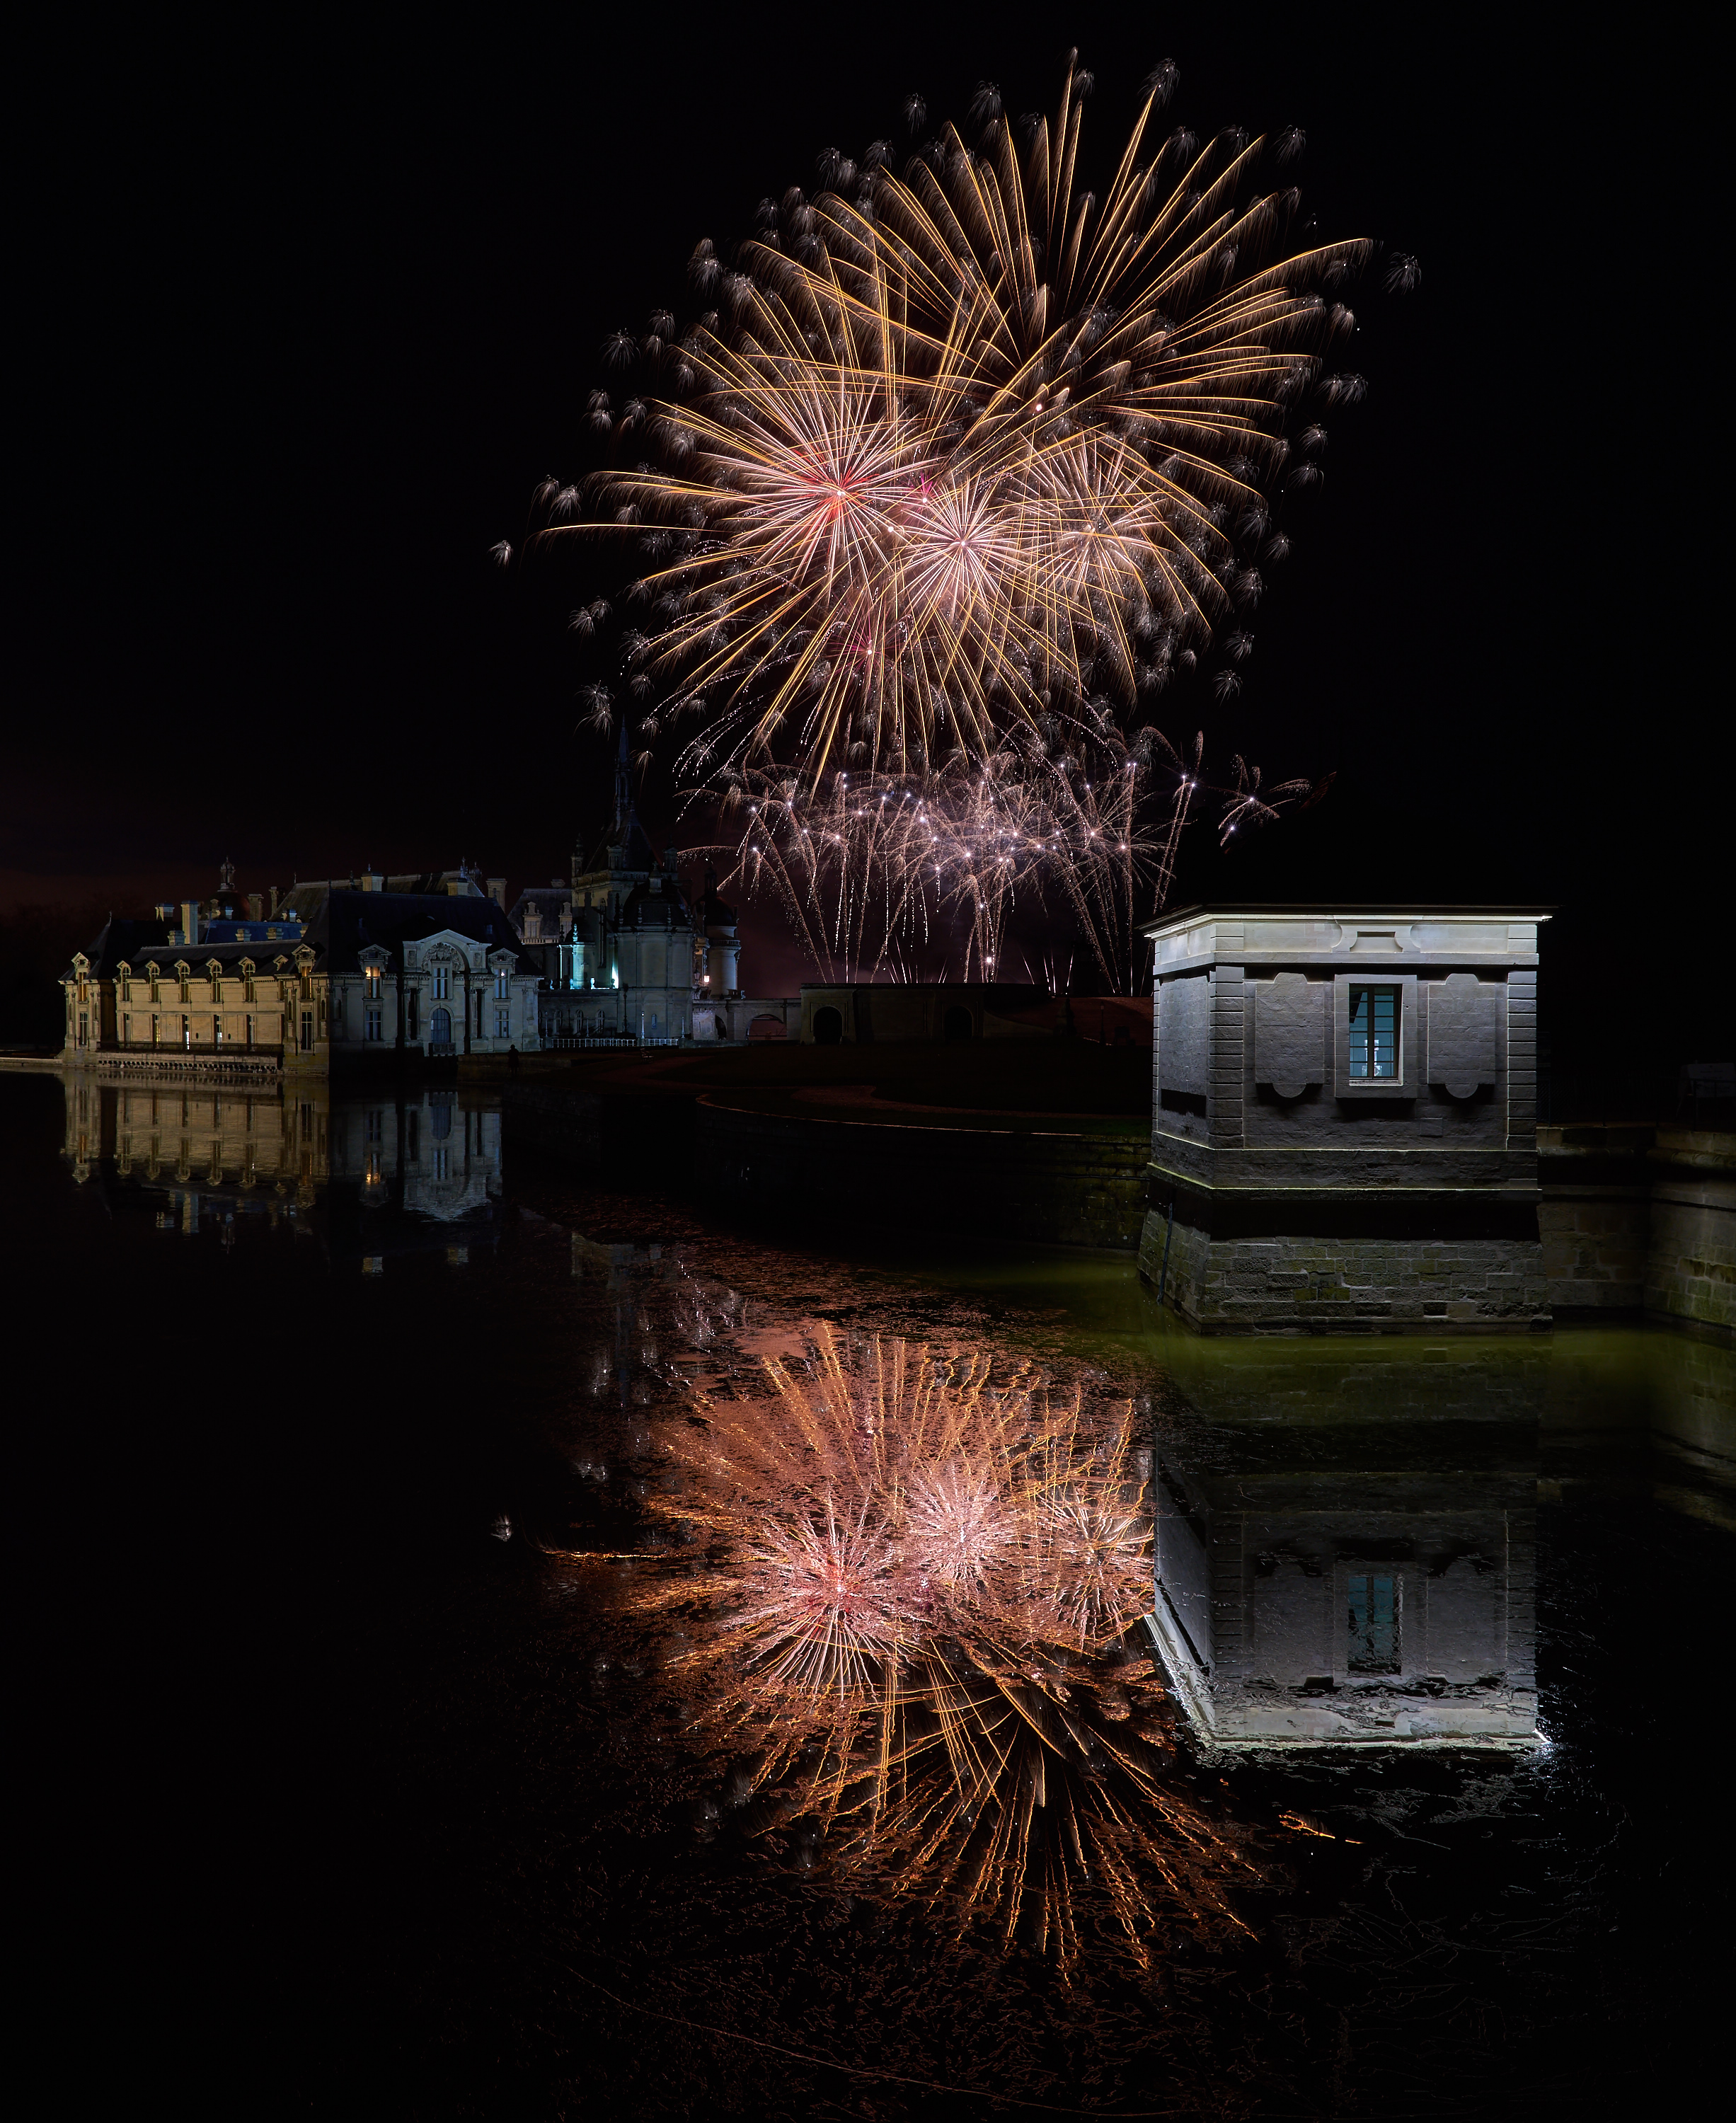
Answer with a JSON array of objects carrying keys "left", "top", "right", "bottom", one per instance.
[
  {"left": 713, "top": 719, "right": 1318, "bottom": 986},
  {"left": 539, "top": 55, "right": 1367, "bottom": 790},
  {"left": 507, "top": 57, "right": 1364, "bottom": 984}
]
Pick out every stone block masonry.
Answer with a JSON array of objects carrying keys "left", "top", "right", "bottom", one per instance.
[
  {"left": 1539, "top": 1125, "right": 1735, "bottom": 1336},
  {"left": 1142, "top": 906, "right": 1552, "bottom": 1334},
  {"left": 1137, "top": 1214, "right": 1548, "bottom": 1335}
]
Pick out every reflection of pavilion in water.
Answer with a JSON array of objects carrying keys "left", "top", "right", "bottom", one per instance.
[
  {"left": 1148, "top": 1335, "right": 1543, "bottom": 1749},
  {"left": 59, "top": 1074, "right": 503, "bottom": 1262}
]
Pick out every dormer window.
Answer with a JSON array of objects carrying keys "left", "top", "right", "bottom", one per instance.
[
  {"left": 1348, "top": 986, "right": 1399, "bottom": 1079},
  {"left": 494, "top": 967, "right": 509, "bottom": 1001}
]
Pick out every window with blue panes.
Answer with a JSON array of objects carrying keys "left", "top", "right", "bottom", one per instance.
[{"left": 1348, "top": 985, "right": 1399, "bottom": 1078}]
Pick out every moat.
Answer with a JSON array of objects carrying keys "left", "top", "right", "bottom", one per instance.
[{"left": 8, "top": 1068, "right": 1728, "bottom": 2117}]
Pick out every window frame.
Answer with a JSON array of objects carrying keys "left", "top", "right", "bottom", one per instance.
[
  {"left": 1345, "top": 1571, "right": 1402, "bottom": 1676},
  {"left": 1332, "top": 971, "right": 1418, "bottom": 1099},
  {"left": 1347, "top": 984, "right": 1400, "bottom": 1081}
]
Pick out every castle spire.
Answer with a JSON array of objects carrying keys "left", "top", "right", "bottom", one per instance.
[{"left": 613, "top": 720, "right": 631, "bottom": 828}]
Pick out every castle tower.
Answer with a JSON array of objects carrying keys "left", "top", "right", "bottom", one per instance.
[{"left": 1140, "top": 906, "right": 1550, "bottom": 1332}]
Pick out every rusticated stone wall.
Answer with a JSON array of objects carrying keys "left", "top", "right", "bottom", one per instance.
[
  {"left": 1137, "top": 1213, "right": 1548, "bottom": 1335},
  {"left": 1538, "top": 1126, "right": 1733, "bottom": 1336},
  {"left": 1139, "top": 1125, "right": 1735, "bottom": 1337}
]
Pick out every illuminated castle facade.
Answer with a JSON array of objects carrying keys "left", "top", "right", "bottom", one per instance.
[
  {"left": 60, "top": 862, "right": 542, "bottom": 1076},
  {"left": 511, "top": 727, "right": 796, "bottom": 1045}
]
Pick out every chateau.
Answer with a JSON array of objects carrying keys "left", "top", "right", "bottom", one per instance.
[
  {"left": 61, "top": 861, "right": 542, "bottom": 1076},
  {"left": 57, "top": 730, "right": 800, "bottom": 1071}
]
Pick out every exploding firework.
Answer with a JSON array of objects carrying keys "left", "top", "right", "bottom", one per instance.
[
  {"left": 510, "top": 54, "right": 1370, "bottom": 982},
  {"left": 553, "top": 55, "right": 1368, "bottom": 783},
  {"left": 718, "top": 717, "right": 1323, "bottom": 985},
  {"left": 559, "top": 1323, "right": 1262, "bottom": 1964}
]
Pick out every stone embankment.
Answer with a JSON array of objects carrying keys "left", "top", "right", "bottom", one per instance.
[{"left": 1537, "top": 1124, "right": 1734, "bottom": 1336}]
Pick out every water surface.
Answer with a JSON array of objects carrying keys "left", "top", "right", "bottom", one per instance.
[{"left": 8, "top": 1071, "right": 1728, "bottom": 2118}]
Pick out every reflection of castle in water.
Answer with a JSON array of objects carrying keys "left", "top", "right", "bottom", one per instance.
[
  {"left": 1147, "top": 1334, "right": 1543, "bottom": 1749},
  {"left": 59, "top": 1074, "right": 503, "bottom": 1262}
]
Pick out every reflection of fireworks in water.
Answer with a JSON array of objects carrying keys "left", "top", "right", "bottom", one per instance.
[{"left": 603, "top": 1326, "right": 1260, "bottom": 1967}]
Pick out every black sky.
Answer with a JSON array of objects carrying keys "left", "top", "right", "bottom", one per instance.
[{"left": 10, "top": 11, "right": 1725, "bottom": 1064}]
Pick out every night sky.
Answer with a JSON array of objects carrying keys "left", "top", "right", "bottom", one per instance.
[{"left": 11, "top": 15, "right": 1725, "bottom": 1076}]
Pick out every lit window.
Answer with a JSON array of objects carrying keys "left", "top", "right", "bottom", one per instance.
[
  {"left": 1347, "top": 1574, "right": 1400, "bottom": 1674},
  {"left": 494, "top": 968, "right": 508, "bottom": 1000},
  {"left": 1348, "top": 986, "right": 1398, "bottom": 1079}
]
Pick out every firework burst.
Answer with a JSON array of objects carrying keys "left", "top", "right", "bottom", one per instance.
[
  {"left": 718, "top": 718, "right": 1320, "bottom": 985},
  {"left": 537, "top": 54, "right": 1367, "bottom": 790}
]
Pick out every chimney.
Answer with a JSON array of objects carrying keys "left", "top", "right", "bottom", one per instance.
[
  {"left": 246, "top": 893, "right": 263, "bottom": 921},
  {"left": 268, "top": 885, "right": 280, "bottom": 915},
  {"left": 488, "top": 878, "right": 507, "bottom": 909}
]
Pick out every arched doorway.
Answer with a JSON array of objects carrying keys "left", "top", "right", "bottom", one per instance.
[
  {"left": 943, "top": 1004, "right": 973, "bottom": 1041},
  {"left": 430, "top": 1006, "right": 452, "bottom": 1052},
  {"left": 812, "top": 1006, "right": 844, "bottom": 1045}
]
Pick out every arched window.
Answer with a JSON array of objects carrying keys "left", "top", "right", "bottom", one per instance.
[{"left": 813, "top": 1006, "right": 844, "bottom": 1045}]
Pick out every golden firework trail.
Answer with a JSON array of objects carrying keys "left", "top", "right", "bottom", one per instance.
[
  {"left": 506, "top": 58, "right": 1366, "bottom": 986},
  {"left": 541, "top": 55, "right": 1368, "bottom": 790}
]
